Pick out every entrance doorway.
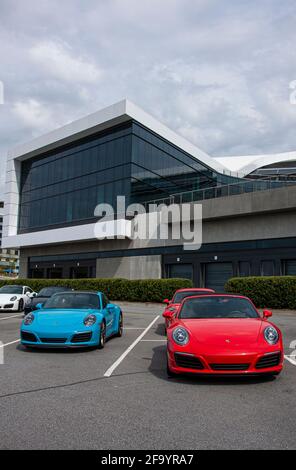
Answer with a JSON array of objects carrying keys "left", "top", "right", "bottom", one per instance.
[
  {"left": 70, "top": 266, "right": 89, "bottom": 279},
  {"left": 47, "top": 267, "right": 63, "bottom": 279}
]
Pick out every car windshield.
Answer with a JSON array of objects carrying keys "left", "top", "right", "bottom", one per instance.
[
  {"left": 173, "top": 290, "right": 213, "bottom": 303},
  {"left": 43, "top": 293, "right": 100, "bottom": 310},
  {"left": 180, "top": 296, "right": 259, "bottom": 319},
  {"left": 0, "top": 285, "right": 23, "bottom": 294},
  {"left": 38, "top": 287, "right": 70, "bottom": 297}
]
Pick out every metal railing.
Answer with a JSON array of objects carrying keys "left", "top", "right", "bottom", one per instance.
[{"left": 143, "top": 178, "right": 296, "bottom": 209}]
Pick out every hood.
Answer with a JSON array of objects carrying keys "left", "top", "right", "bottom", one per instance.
[
  {"left": 0, "top": 293, "right": 21, "bottom": 302},
  {"left": 33, "top": 309, "right": 101, "bottom": 328},
  {"left": 180, "top": 318, "right": 263, "bottom": 347}
]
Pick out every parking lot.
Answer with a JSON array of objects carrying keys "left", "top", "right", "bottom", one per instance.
[{"left": 0, "top": 302, "right": 295, "bottom": 450}]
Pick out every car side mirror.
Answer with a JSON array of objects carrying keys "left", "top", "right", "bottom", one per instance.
[
  {"left": 263, "top": 309, "right": 272, "bottom": 318},
  {"left": 162, "top": 311, "right": 174, "bottom": 319},
  {"left": 36, "top": 303, "right": 43, "bottom": 309},
  {"left": 163, "top": 299, "right": 170, "bottom": 305}
]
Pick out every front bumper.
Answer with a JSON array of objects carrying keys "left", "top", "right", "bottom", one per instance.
[
  {"left": 20, "top": 327, "right": 100, "bottom": 348},
  {"left": 167, "top": 344, "right": 283, "bottom": 375},
  {"left": 0, "top": 301, "right": 19, "bottom": 311}
]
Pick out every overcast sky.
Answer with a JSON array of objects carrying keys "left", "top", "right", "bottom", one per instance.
[{"left": 0, "top": 0, "right": 296, "bottom": 196}]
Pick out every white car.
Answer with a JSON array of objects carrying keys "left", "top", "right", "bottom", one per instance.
[{"left": 0, "top": 285, "right": 37, "bottom": 312}]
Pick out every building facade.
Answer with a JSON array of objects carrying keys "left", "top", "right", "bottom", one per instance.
[
  {"left": 3, "top": 100, "right": 296, "bottom": 290},
  {"left": 0, "top": 201, "right": 19, "bottom": 275}
]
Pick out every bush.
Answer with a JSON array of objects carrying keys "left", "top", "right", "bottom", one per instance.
[
  {"left": 225, "top": 276, "right": 296, "bottom": 309},
  {"left": 0, "top": 278, "right": 193, "bottom": 303}
]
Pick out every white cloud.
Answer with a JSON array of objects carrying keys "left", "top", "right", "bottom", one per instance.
[
  {"left": 13, "top": 99, "right": 56, "bottom": 132},
  {"left": 30, "top": 41, "right": 102, "bottom": 84},
  {"left": 0, "top": 0, "right": 295, "bottom": 198}
]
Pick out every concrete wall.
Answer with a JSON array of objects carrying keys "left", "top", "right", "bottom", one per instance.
[
  {"left": 96, "top": 255, "right": 161, "bottom": 280},
  {"left": 19, "top": 255, "right": 29, "bottom": 278},
  {"left": 17, "top": 184, "right": 296, "bottom": 278}
]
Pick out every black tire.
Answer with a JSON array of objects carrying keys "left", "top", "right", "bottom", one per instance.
[
  {"left": 98, "top": 321, "right": 106, "bottom": 349},
  {"left": 116, "top": 313, "right": 123, "bottom": 337},
  {"left": 18, "top": 299, "right": 24, "bottom": 312},
  {"left": 167, "top": 360, "right": 176, "bottom": 378}
]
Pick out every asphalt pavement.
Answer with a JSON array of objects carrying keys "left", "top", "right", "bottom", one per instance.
[{"left": 0, "top": 303, "right": 295, "bottom": 450}]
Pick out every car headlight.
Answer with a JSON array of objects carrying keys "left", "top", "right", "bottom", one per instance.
[
  {"left": 10, "top": 296, "right": 17, "bottom": 301},
  {"left": 83, "top": 314, "right": 97, "bottom": 326},
  {"left": 264, "top": 326, "right": 279, "bottom": 345},
  {"left": 168, "top": 307, "right": 176, "bottom": 312},
  {"left": 172, "top": 327, "right": 189, "bottom": 345},
  {"left": 24, "top": 313, "right": 34, "bottom": 325}
]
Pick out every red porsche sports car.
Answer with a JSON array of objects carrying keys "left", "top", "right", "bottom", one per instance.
[
  {"left": 162, "top": 288, "right": 215, "bottom": 330},
  {"left": 165, "top": 294, "right": 283, "bottom": 377}
]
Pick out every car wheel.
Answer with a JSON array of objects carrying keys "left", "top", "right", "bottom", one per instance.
[
  {"left": 167, "top": 360, "right": 176, "bottom": 378},
  {"left": 98, "top": 322, "right": 106, "bottom": 349},
  {"left": 116, "top": 313, "right": 123, "bottom": 337},
  {"left": 18, "top": 299, "right": 24, "bottom": 312}
]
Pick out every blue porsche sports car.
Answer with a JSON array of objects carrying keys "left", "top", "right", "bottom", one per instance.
[{"left": 20, "top": 291, "right": 123, "bottom": 349}]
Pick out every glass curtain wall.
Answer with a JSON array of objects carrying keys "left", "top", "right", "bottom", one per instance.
[{"left": 19, "top": 123, "right": 132, "bottom": 232}]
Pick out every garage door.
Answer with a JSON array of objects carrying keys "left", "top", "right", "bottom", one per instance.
[
  {"left": 285, "top": 260, "right": 296, "bottom": 275},
  {"left": 204, "top": 262, "right": 233, "bottom": 292},
  {"left": 168, "top": 264, "right": 193, "bottom": 280}
]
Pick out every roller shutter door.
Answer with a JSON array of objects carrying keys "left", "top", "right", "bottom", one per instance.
[
  {"left": 285, "top": 260, "right": 296, "bottom": 275},
  {"left": 168, "top": 264, "right": 193, "bottom": 280},
  {"left": 205, "top": 262, "right": 233, "bottom": 292}
]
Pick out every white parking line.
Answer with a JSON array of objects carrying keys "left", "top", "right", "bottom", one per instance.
[
  {"left": 0, "top": 339, "right": 20, "bottom": 348},
  {"left": 0, "top": 314, "right": 23, "bottom": 321},
  {"left": 284, "top": 355, "right": 296, "bottom": 365},
  {"left": 104, "top": 315, "right": 160, "bottom": 377}
]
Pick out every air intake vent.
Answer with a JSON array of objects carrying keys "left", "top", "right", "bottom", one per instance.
[
  {"left": 210, "top": 363, "right": 250, "bottom": 371},
  {"left": 71, "top": 332, "right": 92, "bottom": 343},
  {"left": 255, "top": 352, "right": 281, "bottom": 369},
  {"left": 40, "top": 338, "right": 67, "bottom": 344},
  {"left": 21, "top": 331, "right": 37, "bottom": 342},
  {"left": 174, "top": 353, "right": 204, "bottom": 369}
]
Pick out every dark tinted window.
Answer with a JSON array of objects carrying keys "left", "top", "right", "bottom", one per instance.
[
  {"left": 0, "top": 285, "right": 23, "bottom": 294},
  {"left": 44, "top": 293, "right": 100, "bottom": 310},
  {"left": 19, "top": 123, "right": 132, "bottom": 232},
  {"left": 130, "top": 122, "right": 238, "bottom": 205},
  {"left": 173, "top": 290, "right": 213, "bottom": 303},
  {"left": 19, "top": 120, "right": 241, "bottom": 233},
  {"left": 180, "top": 296, "right": 259, "bottom": 319},
  {"left": 102, "top": 294, "right": 108, "bottom": 308},
  {"left": 38, "top": 287, "right": 71, "bottom": 296}
]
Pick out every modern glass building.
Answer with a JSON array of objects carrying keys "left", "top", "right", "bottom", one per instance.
[
  {"left": 18, "top": 120, "right": 239, "bottom": 234},
  {"left": 3, "top": 100, "right": 296, "bottom": 288}
]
